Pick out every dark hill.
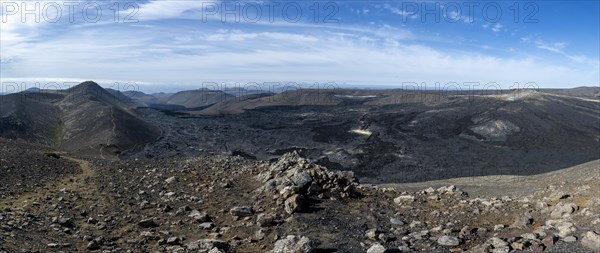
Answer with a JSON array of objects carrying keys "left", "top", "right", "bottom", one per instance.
[
  {"left": 166, "top": 90, "right": 236, "bottom": 109},
  {"left": 0, "top": 81, "right": 160, "bottom": 156}
]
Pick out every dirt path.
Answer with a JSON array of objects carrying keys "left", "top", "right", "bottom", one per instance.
[
  {"left": 98, "top": 107, "right": 117, "bottom": 159},
  {"left": 0, "top": 156, "right": 96, "bottom": 209}
]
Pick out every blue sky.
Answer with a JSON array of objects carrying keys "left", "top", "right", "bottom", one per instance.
[{"left": 1, "top": 0, "right": 599, "bottom": 92}]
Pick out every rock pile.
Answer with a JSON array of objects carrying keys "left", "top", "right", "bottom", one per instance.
[{"left": 255, "top": 152, "right": 356, "bottom": 214}]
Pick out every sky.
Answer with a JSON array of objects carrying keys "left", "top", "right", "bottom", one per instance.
[{"left": 0, "top": 0, "right": 599, "bottom": 92}]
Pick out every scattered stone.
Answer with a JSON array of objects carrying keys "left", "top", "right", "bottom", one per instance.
[
  {"left": 365, "top": 229, "right": 380, "bottom": 240},
  {"left": 550, "top": 203, "right": 577, "bottom": 218},
  {"left": 509, "top": 214, "right": 532, "bottom": 229},
  {"left": 563, "top": 236, "right": 577, "bottom": 243},
  {"left": 521, "top": 233, "right": 537, "bottom": 240},
  {"left": 189, "top": 210, "right": 210, "bottom": 222},
  {"left": 167, "top": 236, "right": 181, "bottom": 245},
  {"left": 86, "top": 217, "right": 98, "bottom": 224},
  {"left": 409, "top": 221, "right": 421, "bottom": 228},
  {"left": 254, "top": 229, "right": 266, "bottom": 241},
  {"left": 138, "top": 218, "right": 159, "bottom": 228},
  {"left": 209, "top": 247, "right": 225, "bottom": 253},
  {"left": 511, "top": 242, "right": 524, "bottom": 250},
  {"left": 542, "top": 235, "right": 556, "bottom": 248},
  {"left": 230, "top": 206, "right": 253, "bottom": 217},
  {"left": 199, "top": 222, "right": 215, "bottom": 230},
  {"left": 57, "top": 217, "right": 75, "bottom": 228},
  {"left": 581, "top": 231, "right": 600, "bottom": 250},
  {"left": 257, "top": 213, "right": 278, "bottom": 227},
  {"left": 284, "top": 194, "right": 305, "bottom": 214},
  {"left": 86, "top": 241, "right": 101, "bottom": 250},
  {"left": 268, "top": 235, "right": 316, "bottom": 253},
  {"left": 367, "top": 243, "right": 388, "bottom": 253},
  {"left": 424, "top": 187, "right": 435, "bottom": 194},
  {"left": 189, "top": 239, "right": 230, "bottom": 251},
  {"left": 389, "top": 217, "right": 404, "bottom": 225},
  {"left": 394, "top": 195, "right": 415, "bottom": 204},
  {"left": 486, "top": 237, "right": 508, "bottom": 248},
  {"left": 165, "top": 176, "right": 176, "bottom": 184},
  {"left": 437, "top": 235, "right": 460, "bottom": 246},
  {"left": 437, "top": 185, "right": 457, "bottom": 194}
]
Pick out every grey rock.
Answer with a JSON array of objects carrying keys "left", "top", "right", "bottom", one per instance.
[
  {"left": 138, "top": 218, "right": 159, "bottom": 228},
  {"left": 284, "top": 194, "right": 304, "bottom": 214},
  {"left": 86, "top": 241, "right": 101, "bottom": 250},
  {"left": 581, "top": 231, "right": 600, "bottom": 251},
  {"left": 367, "top": 243, "right": 388, "bottom": 253},
  {"left": 365, "top": 228, "right": 380, "bottom": 240},
  {"left": 165, "top": 176, "right": 176, "bottom": 184},
  {"left": 189, "top": 210, "right": 209, "bottom": 222},
  {"left": 509, "top": 214, "right": 532, "bottom": 229},
  {"left": 230, "top": 206, "right": 253, "bottom": 217},
  {"left": 550, "top": 203, "right": 577, "bottom": 218},
  {"left": 190, "top": 239, "right": 229, "bottom": 251},
  {"left": 290, "top": 171, "right": 313, "bottom": 190},
  {"left": 208, "top": 248, "right": 225, "bottom": 253},
  {"left": 486, "top": 237, "right": 508, "bottom": 248},
  {"left": 393, "top": 195, "right": 415, "bottom": 204},
  {"left": 563, "top": 236, "right": 577, "bottom": 243},
  {"left": 542, "top": 235, "right": 556, "bottom": 248},
  {"left": 257, "top": 213, "right": 278, "bottom": 227},
  {"left": 268, "top": 235, "right": 315, "bottom": 253},
  {"left": 167, "top": 236, "right": 181, "bottom": 245},
  {"left": 199, "top": 222, "right": 215, "bottom": 230},
  {"left": 57, "top": 217, "right": 75, "bottom": 228},
  {"left": 390, "top": 217, "right": 404, "bottom": 225},
  {"left": 437, "top": 235, "right": 460, "bottom": 246}
]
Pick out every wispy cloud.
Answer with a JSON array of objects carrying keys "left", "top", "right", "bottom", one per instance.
[
  {"left": 445, "top": 10, "right": 474, "bottom": 23},
  {"left": 491, "top": 23, "right": 503, "bottom": 32},
  {"left": 521, "top": 35, "right": 593, "bottom": 64},
  {"left": 134, "top": 0, "right": 215, "bottom": 21},
  {"left": 383, "top": 3, "right": 419, "bottom": 19}
]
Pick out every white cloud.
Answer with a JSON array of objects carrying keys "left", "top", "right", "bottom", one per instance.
[
  {"left": 205, "top": 30, "right": 318, "bottom": 43},
  {"left": 492, "top": 23, "right": 503, "bottom": 32},
  {"left": 4, "top": 23, "right": 597, "bottom": 88},
  {"left": 134, "top": 0, "right": 214, "bottom": 21},
  {"left": 445, "top": 10, "right": 473, "bottom": 23},
  {"left": 521, "top": 35, "right": 594, "bottom": 64},
  {"left": 383, "top": 3, "right": 419, "bottom": 19}
]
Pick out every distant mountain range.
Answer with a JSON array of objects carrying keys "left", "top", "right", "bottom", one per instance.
[{"left": 1, "top": 82, "right": 598, "bottom": 160}]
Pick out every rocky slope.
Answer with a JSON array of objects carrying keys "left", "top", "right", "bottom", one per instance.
[
  {"left": 125, "top": 90, "right": 599, "bottom": 184},
  {"left": 1, "top": 146, "right": 598, "bottom": 252}
]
